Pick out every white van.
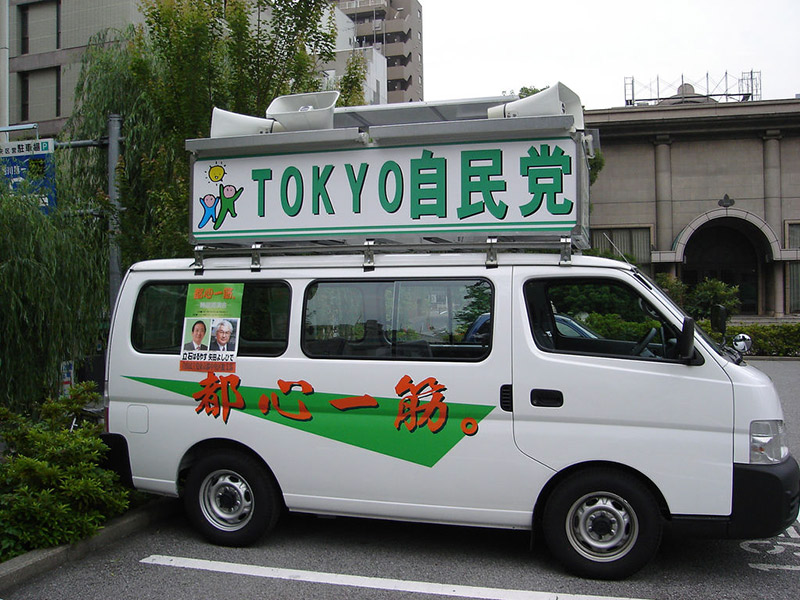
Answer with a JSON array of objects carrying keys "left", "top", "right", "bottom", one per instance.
[{"left": 103, "top": 86, "right": 799, "bottom": 579}]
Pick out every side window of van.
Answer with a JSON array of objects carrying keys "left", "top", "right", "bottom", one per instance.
[
  {"left": 132, "top": 281, "right": 290, "bottom": 356},
  {"left": 525, "top": 278, "right": 682, "bottom": 360},
  {"left": 132, "top": 283, "right": 187, "bottom": 354},
  {"left": 303, "top": 279, "right": 492, "bottom": 361}
]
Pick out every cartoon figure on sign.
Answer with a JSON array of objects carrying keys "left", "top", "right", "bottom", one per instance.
[
  {"left": 213, "top": 184, "right": 243, "bottom": 230},
  {"left": 197, "top": 194, "right": 219, "bottom": 228}
]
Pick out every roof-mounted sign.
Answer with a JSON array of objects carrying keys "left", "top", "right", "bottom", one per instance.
[{"left": 188, "top": 84, "right": 591, "bottom": 248}]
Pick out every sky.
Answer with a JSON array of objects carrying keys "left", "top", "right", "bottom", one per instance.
[{"left": 422, "top": 0, "right": 800, "bottom": 109}]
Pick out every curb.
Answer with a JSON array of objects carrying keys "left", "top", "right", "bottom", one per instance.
[{"left": 0, "top": 497, "right": 181, "bottom": 594}]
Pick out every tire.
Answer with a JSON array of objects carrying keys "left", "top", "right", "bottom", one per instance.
[
  {"left": 542, "top": 469, "right": 662, "bottom": 580},
  {"left": 184, "top": 450, "right": 281, "bottom": 546}
]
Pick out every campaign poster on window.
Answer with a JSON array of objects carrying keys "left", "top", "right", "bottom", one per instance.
[{"left": 180, "top": 283, "right": 244, "bottom": 372}]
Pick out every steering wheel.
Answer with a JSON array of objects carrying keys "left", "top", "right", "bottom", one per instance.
[{"left": 630, "top": 327, "right": 657, "bottom": 356}]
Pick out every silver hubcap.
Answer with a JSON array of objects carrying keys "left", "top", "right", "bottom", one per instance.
[
  {"left": 565, "top": 491, "right": 638, "bottom": 562},
  {"left": 199, "top": 469, "right": 254, "bottom": 532}
]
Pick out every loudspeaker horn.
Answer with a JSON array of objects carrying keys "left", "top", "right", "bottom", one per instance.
[
  {"left": 210, "top": 107, "right": 283, "bottom": 138},
  {"left": 267, "top": 90, "right": 340, "bottom": 132},
  {"left": 488, "top": 82, "right": 584, "bottom": 131}
]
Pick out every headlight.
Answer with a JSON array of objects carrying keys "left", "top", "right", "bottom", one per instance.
[{"left": 750, "top": 420, "right": 789, "bottom": 464}]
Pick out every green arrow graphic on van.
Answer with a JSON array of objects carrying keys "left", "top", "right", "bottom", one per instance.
[{"left": 125, "top": 376, "right": 494, "bottom": 467}]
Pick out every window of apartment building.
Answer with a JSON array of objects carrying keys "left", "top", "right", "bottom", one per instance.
[
  {"left": 19, "top": 5, "right": 29, "bottom": 54},
  {"left": 590, "top": 228, "right": 651, "bottom": 264},
  {"left": 20, "top": 73, "right": 30, "bottom": 122},
  {"left": 788, "top": 223, "right": 800, "bottom": 313},
  {"left": 55, "top": 67, "right": 61, "bottom": 117},
  {"left": 56, "top": 0, "right": 62, "bottom": 49}
]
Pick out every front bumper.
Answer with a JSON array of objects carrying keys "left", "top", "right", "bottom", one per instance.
[
  {"left": 672, "top": 455, "right": 800, "bottom": 539},
  {"left": 728, "top": 455, "right": 800, "bottom": 538}
]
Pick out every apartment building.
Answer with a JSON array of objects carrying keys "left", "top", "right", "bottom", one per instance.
[
  {"left": 4, "top": 1, "right": 387, "bottom": 137},
  {"left": 323, "top": 6, "right": 388, "bottom": 105},
  {"left": 332, "top": 0, "right": 423, "bottom": 103},
  {"left": 7, "top": 0, "right": 144, "bottom": 136}
]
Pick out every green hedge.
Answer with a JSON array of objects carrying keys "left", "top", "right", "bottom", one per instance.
[
  {"left": 0, "top": 383, "right": 129, "bottom": 562},
  {"left": 699, "top": 321, "right": 800, "bottom": 357}
]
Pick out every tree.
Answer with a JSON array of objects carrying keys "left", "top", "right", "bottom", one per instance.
[
  {"left": 337, "top": 51, "right": 368, "bottom": 107},
  {"left": 0, "top": 191, "right": 107, "bottom": 412},
  {"left": 63, "top": 0, "right": 337, "bottom": 269},
  {"left": 454, "top": 282, "right": 492, "bottom": 334},
  {"left": 517, "top": 85, "right": 544, "bottom": 98},
  {"left": 655, "top": 274, "right": 741, "bottom": 322}
]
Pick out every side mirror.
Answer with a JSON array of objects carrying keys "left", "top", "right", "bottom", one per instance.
[
  {"left": 710, "top": 304, "right": 727, "bottom": 335},
  {"left": 733, "top": 333, "right": 753, "bottom": 354},
  {"left": 677, "top": 317, "right": 696, "bottom": 361}
]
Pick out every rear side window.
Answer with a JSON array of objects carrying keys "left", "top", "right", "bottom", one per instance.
[
  {"left": 131, "top": 283, "right": 187, "bottom": 353},
  {"left": 303, "top": 279, "right": 492, "bottom": 361},
  {"left": 132, "top": 281, "right": 290, "bottom": 356}
]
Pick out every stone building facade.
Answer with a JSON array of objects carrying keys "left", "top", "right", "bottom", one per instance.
[{"left": 585, "top": 97, "right": 800, "bottom": 316}]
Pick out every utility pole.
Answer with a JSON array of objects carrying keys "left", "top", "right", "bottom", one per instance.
[
  {"left": 107, "top": 114, "right": 122, "bottom": 311},
  {"left": 53, "top": 115, "right": 124, "bottom": 313}
]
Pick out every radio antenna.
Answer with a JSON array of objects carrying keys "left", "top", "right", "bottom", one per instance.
[{"left": 603, "top": 233, "right": 631, "bottom": 266}]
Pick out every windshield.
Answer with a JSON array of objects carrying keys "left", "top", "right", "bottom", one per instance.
[{"left": 634, "top": 270, "right": 733, "bottom": 361}]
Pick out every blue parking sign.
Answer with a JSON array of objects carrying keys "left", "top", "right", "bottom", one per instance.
[{"left": 1, "top": 139, "right": 57, "bottom": 212}]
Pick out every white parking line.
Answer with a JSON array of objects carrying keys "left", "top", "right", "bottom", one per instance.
[
  {"left": 749, "top": 563, "right": 800, "bottom": 572},
  {"left": 141, "top": 554, "right": 650, "bottom": 600}
]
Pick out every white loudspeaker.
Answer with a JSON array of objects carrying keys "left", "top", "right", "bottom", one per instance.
[
  {"left": 488, "top": 82, "right": 584, "bottom": 131},
  {"left": 210, "top": 107, "right": 283, "bottom": 138},
  {"left": 267, "top": 90, "right": 340, "bottom": 132}
]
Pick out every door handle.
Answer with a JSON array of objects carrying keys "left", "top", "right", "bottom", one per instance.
[{"left": 530, "top": 389, "right": 564, "bottom": 408}]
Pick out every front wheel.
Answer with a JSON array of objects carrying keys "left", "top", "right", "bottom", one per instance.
[
  {"left": 543, "top": 469, "right": 662, "bottom": 579},
  {"left": 184, "top": 450, "right": 281, "bottom": 546}
]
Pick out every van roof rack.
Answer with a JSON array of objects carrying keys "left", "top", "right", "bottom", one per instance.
[{"left": 190, "top": 235, "right": 580, "bottom": 273}]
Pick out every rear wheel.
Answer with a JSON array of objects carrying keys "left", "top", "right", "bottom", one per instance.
[
  {"left": 543, "top": 469, "right": 662, "bottom": 579},
  {"left": 184, "top": 450, "right": 280, "bottom": 546}
]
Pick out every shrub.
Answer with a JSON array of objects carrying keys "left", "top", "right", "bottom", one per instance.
[
  {"left": 584, "top": 313, "right": 658, "bottom": 342},
  {"left": 698, "top": 321, "right": 800, "bottom": 357},
  {"left": 0, "top": 382, "right": 129, "bottom": 562},
  {"left": 654, "top": 273, "right": 688, "bottom": 308},
  {"left": 686, "top": 278, "right": 741, "bottom": 321}
]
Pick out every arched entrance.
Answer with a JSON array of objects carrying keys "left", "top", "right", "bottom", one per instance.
[
  {"left": 674, "top": 211, "right": 780, "bottom": 316},
  {"left": 682, "top": 222, "right": 759, "bottom": 313}
]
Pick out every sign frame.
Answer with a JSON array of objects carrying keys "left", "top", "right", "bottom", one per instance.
[{"left": 188, "top": 117, "right": 590, "bottom": 248}]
